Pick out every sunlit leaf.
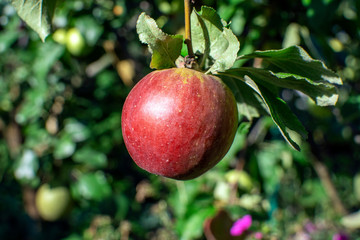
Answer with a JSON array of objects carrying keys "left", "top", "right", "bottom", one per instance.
[
  {"left": 283, "top": 23, "right": 301, "bottom": 48},
  {"left": 10, "top": 0, "right": 57, "bottom": 41},
  {"left": 254, "top": 81, "right": 307, "bottom": 151},
  {"left": 64, "top": 119, "right": 90, "bottom": 142},
  {"left": 225, "top": 67, "right": 339, "bottom": 106},
  {"left": 33, "top": 41, "right": 65, "bottom": 81},
  {"left": 181, "top": 207, "right": 215, "bottom": 240},
  {"left": 191, "top": 6, "right": 239, "bottom": 73},
  {"left": 14, "top": 150, "right": 38, "bottom": 182},
  {"left": 240, "top": 45, "right": 342, "bottom": 85},
  {"left": 53, "top": 135, "right": 76, "bottom": 159},
  {"left": 75, "top": 172, "right": 112, "bottom": 201},
  {"left": 136, "top": 12, "right": 183, "bottom": 69},
  {"left": 341, "top": 211, "right": 360, "bottom": 229},
  {"left": 73, "top": 147, "right": 107, "bottom": 168}
]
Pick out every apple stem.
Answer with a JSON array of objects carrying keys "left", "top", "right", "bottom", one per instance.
[{"left": 184, "top": 0, "right": 194, "bottom": 59}]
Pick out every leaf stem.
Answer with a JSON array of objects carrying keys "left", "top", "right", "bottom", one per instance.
[{"left": 184, "top": 0, "right": 194, "bottom": 57}]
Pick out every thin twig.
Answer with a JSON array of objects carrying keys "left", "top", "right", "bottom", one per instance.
[
  {"left": 184, "top": 0, "right": 194, "bottom": 57},
  {"left": 310, "top": 154, "right": 348, "bottom": 216}
]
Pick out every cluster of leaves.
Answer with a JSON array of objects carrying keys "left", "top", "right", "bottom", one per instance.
[
  {"left": 1, "top": 0, "right": 360, "bottom": 239},
  {"left": 137, "top": 6, "right": 341, "bottom": 151}
]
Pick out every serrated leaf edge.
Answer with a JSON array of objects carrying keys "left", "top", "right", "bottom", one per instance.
[
  {"left": 136, "top": 13, "right": 182, "bottom": 45},
  {"left": 239, "top": 45, "right": 343, "bottom": 85},
  {"left": 225, "top": 67, "right": 339, "bottom": 106},
  {"left": 136, "top": 12, "right": 183, "bottom": 69}
]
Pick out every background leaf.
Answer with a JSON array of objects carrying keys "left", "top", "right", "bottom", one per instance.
[
  {"left": 10, "top": 0, "right": 57, "bottom": 41},
  {"left": 0, "top": 18, "right": 20, "bottom": 53},
  {"left": 73, "top": 172, "right": 111, "bottom": 201},
  {"left": 53, "top": 134, "right": 76, "bottom": 159},
  {"left": 136, "top": 12, "right": 183, "bottom": 69},
  {"left": 33, "top": 41, "right": 65, "bottom": 81},
  {"left": 73, "top": 147, "right": 107, "bottom": 168},
  {"left": 181, "top": 207, "right": 215, "bottom": 240}
]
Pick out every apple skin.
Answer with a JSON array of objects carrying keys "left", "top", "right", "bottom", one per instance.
[
  {"left": 121, "top": 68, "right": 238, "bottom": 180},
  {"left": 35, "top": 184, "right": 71, "bottom": 221}
]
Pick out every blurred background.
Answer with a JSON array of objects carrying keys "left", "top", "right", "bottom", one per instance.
[{"left": 0, "top": 0, "right": 359, "bottom": 239}]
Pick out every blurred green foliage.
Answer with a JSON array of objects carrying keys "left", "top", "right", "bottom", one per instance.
[{"left": 0, "top": 0, "right": 360, "bottom": 239}]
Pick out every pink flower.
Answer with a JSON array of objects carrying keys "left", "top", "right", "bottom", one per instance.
[
  {"left": 230, "top": 214, "right": 252, "bottom": 236},
  {"left": 332, "top": 233, "right": 349, "bottom": 240},
  {"left": 254, "top": 232, "right": 263, "bottom": 239},
  {"left": 304, "top": 222, "right": 317, "bottom": 233}
]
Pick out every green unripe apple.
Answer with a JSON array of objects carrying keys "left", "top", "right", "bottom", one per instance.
[
  {"left": 35, "top": 184, "right": 71, "bottom": 221},
  {"left": 66, "top": 28, "right": 86, "bottom": 56},
  {"left": 53, "top": 28, "right": 67, "bottom": 45}
]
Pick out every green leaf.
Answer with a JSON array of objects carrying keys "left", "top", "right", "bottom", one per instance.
[
  {"left": 181, "top": 207, "right": 215, "bottom": 240},
  {"left": 191, "top": 6, "right": 240, "bottom": 73},
  {"left": 240, "top": 45, "right": 342, "bottom": 85},
  {"left": 0, "top": 18, "right": 20, "bottom": 53},
  {"left": 300, "top": 180, "right": 327, "bottom": 207},
  {"left": 14, "top": 150, "right": 39, "bottom": 182},
  {"left": 283, "top": 23, "right": 301, "bottom": 48},
  {"left": 54, "top": 134, "right": 76, "bottom": 159},
  {"left": 354, "top": 173, "right": 360, "bottom": 202},
  {"left": 73, "top": 147, "right": 107, "bottom": 168},
  {"left": 208, "top": 28, "right": 239, "bottom": 73},
  {"left": 256, "top": 144, "right": 285, "bottom": 195},
  {"left": 33, "top": 41, "right": 65, "bottom": 81},
  {"left": 220, "top": 72, "right": 307, "bottom": 150},
  {"left": 14, "top": 42, "right": 63, "bottom": 125},
  {"left": 220, "top": 75, "right": 262, "bottom": 120},
  {"left": 75, "top": 172, "right": 112, "bottom": 201},
  {"left": 10, "top": 0, "right": 57, "bottom": 41},
  {"left": 341, "top": 211, "right": 360, "bottom": 229},
  {"left": 302, "top": 0, "right": 312, "bottom": 6},
  {"left": 64, "top": 119, "right": 90, "bottom": 142},
  {"left": 255, "top": 81, "right": 307, "bottom": 151},
  {"left": 62, "top": 234, "right": 82, "bottom": 240},
  {"left": 0, "top": 141, "right": 10, "bottom": 181},
  {"left": 136, "top": 12, "right": 183, "bottom": 69},
  {"left": 74, "top": 16, "right": 104, "bottom": 46},
  {"left": 225, "top": 67, "right": 339, "bottom": 106},
  {"left": 16, "top": 88, "right": 46, "bottom": 124}
]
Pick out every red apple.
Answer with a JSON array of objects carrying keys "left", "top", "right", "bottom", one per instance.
[{"left": 121, "top": 68, "right": 238, "bottom": 180}]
